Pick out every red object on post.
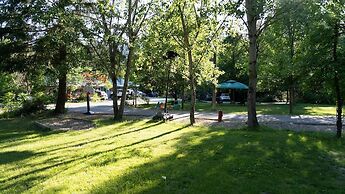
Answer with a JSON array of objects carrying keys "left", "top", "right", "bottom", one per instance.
[{"left": 218, "top": 110, "right": 223, "bottom": 122}]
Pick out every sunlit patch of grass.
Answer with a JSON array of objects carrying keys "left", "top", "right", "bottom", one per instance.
[
  {"left": 302, "top": 105, "right": 340, "bottom": 115},
  {"left": 0, "top": 118, "right": 344, "bottom": 193},
  {"left": 180, "top": 102, "right": 339, "bottom": 116}
]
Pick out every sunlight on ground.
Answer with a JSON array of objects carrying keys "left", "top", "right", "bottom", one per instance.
[
  {"left": 0, "top": 118, "right": 345, "bottom": 193},
  {"left": 303, "top": 106, "right": 339, "bottom": 115}
]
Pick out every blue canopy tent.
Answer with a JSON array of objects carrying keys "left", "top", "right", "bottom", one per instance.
[
  {"left": 217, "top": 80, "right": 248, "bottom": 103},
  {"left": 217, "top": 80, "right": 248, "bottom": 90}
]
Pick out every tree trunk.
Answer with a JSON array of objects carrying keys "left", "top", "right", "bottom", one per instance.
[
  {"left": 118, "top": 46, "right": 134, "bottom": 119},
  {"left": 187, "top": 50, "right": 196, "bottom": 125},
  {"left": 54, "top": 45, "right": 67, "bottom": 114},
  {"left": 181, "top": 86, "right": 185, "bottom": 110},
  {"left": 109, "top": 42, "right": 119, "bottom": 119},
  {"left": 333, "top": 21, "right": 342, "bottom": 138},
  {"left": 54, "top": 70, "right": 67, "bottom": 114},
  {"left": 212, "top": 84, "right": 217, "bottom": 110},
  {"left": 179, "top": 4, "right": 195, "bottom": 125},
  {"left": 288, "top": 22, "right": 295, "bottom": 115},
  {"left": 111, "top": 73, "right": 119, "bottom": 119},
  {"left": 118, "top": 0, "right": 134, "bottom": 120},
  {"left": 289, "top": 84, "right": 293, "bottom": 114},
  {"left": 245, "top": 0, "right": 259, "bottom": 128},
  {"left": 335, "top": 74, "right": 342, "bottom": 138},
  {"left": 212, "top": 52, "right": 217, "bottom": 110}
]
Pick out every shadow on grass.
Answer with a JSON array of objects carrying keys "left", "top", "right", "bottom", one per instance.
[
  {"left": 0, "top": 122, "right": 189, "bottom": 192},
  {"left": 0, "top": 151, "right": 36, "bottom": 164},
  {"left": 2, "top": 117, "right": 345, "bottom": 193},
  {"left": 0, "top": 119, "right": 64, "bottom": 149},
  {"left": 35, "top": 120, "right": 165, "bottom": 154},
  {"left": 90, "top": 128, "right": 345, "bottom": 194}
]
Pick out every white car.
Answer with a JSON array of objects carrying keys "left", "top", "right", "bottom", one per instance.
[
  {"left": 96, "top": 90, "right": 108, "bottom": 100},
  {"left": 218, "top": 93, "right": 230, "bottom": 103}
]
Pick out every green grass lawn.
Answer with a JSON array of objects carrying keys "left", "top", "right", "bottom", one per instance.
[
  {"left": 1, "top": 118, "right": 345, "bottom": 193},
  {"left": 179, "top": 102, "right": 339, "bottom": 115}
]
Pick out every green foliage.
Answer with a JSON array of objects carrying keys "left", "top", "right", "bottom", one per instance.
[
  {"left": 1, "top": 92, "right": 21, "bottom": 113},
  {"left": 257, "top": 0, "right": 345, "bottom": 103},
  {"left": 218, "top": 33, "right": 248, "bottom": 83},
  {"left": 0, "top": 73, "right": 15, "bottom": 97},
  {"left": 0, "top": 91, "right": 50, "bottom": 118},
  {"left": 91, "top": 93, "right": 101, "bottom": 102},
  {"left": 77, "top": 93, "right": 87, "bottom": 101}
]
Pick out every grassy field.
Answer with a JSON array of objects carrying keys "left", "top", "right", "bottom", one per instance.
[{"left": 1, "top": 118, "right": 345, "bottom": 193}]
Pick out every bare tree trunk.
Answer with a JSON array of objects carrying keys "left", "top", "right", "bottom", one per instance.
[
  {"left": 109, "top": 42, "right": 119, "bottom": 119},
  {"left": 333, "top": 21, "right": 342, "bottom": 138},
  {"left": 179, "top": 4, "right": 195, "bottom": 125},
  {"left": 212, "top": 52, "right": 217, "bottom": 110},
  {"left": 289, "top": 83, "right": 293, "bottom": 114},
  {"left": 245, "top": 0, "right": 259, "bottom": 128},
  {"left": 118, "top": 46, "right": 134, "bottom": 119},
  {"left": 187, "top": 50, "right": 196, "bottom": 125},
  {"left": 118, "top": 0, "right": 134, "bottom": 120},
  {"left": 110, "top": 72, "right": 119, "bottom": 119},
  {"left": 288, "top": 22, "right": 295, "bottom": 115},
  {"left": 212, "top": 85, "right": 217, "bottom": 110},
  {"left": 181, "top": 86, "right": 185, "bottom": 110},
  {"left": 335, "top": 73, "right": 342, "bottom": 138},
  {"left": 54, "top": 45, "right": 67, "bottom": 114},
  {"left": 54, "top": 70, "right": 67, "bottom": 114}
]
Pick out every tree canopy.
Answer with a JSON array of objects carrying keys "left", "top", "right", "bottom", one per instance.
[{"left": 0, "top": 0, "right": 344, "bottom": 135}]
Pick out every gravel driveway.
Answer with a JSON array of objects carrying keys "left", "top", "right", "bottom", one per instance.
[{"left": 61, "top": 101, "right": 343, "bottom": 133}]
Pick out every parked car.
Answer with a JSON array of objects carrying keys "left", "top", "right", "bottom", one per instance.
[
  {"left": 95, "top": 90, "right": 108, "bottom": 100},
  {"left": 110, "top": 89, "right": 132, "bottom": 99},
  {"left": 133, "top": 90, "right": 146, "bottom": 97},
  {"left": 126, "top": 89, "right": 147, "bottom": 98},
  {"left": 147, "top": 92, "right": 158, "bottom": 97},
  {"left": 217, "top": 93, "right": 230, "bottom": 103}
]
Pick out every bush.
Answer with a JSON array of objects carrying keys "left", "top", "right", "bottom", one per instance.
[
  {"left": 1, "top": 92, "right": 21, "bottom": 112},
  {"left": 91, "top": 93, "right": 101, "bottom": 102},
  {"left": 20, "top": 92, "right": 47, "bottom": 115},
  {"left": 0, "top": 92, "right": 49, "bottom": 117},
  {"left": 77, "top": 93, "right": 87, "bottom": 101}
]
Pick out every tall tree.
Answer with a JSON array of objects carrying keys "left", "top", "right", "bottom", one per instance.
[
  {"left": 34, "top": 1, "right": 86, "bottom": 114},
  {"left": 117, "top": 0, "right": 152, "bottom": 119},
  {"left": 324, "top": 0, "right": 345, "bottom": 138},
  {"left": 81, "top": 0, "right": 127, "bottom": 119},
  {"left": 243, "top": 0, "right": 278, "bottom": 128},
  {"left": 1, "top": 0, "right": 87, "bottom": 114},
  {"left": 259, "top": 0, "right": 309, "bottom": 113},
  {"left": 165, "top": 0, "right": 223, "bottom": 125}
]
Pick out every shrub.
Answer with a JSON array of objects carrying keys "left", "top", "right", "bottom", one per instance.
[
  {"left": 0, "top": 92, "right": 49, "bottom": 117},
  {"left": 91, "top": 93, "right": 101, "bottom": 102},
  {"left": 77, "top": 93, "right": 87, "bottom": 101},
  {"left": 20, "top": 92, "right": 47, "bottom": 115},
  {"left": 1, "top": 92, "right": 21, "bottom": 113}
]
